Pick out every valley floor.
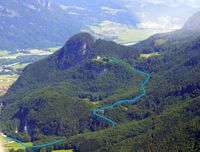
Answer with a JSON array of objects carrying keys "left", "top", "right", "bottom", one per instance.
[{"left": 0, "top": 48, "right": 59, "bottom": 95}]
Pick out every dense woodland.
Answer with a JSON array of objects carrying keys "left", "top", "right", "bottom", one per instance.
[{"left": 0, "top": 27, "right": 200, "bottom": 152}]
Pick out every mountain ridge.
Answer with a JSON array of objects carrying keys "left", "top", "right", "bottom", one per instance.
[
  {"left": 183, "top": 11, "right": 200, "bottom": 31},
  {"left": 0, "top": 0, "right": 81, "bottom": 51}
]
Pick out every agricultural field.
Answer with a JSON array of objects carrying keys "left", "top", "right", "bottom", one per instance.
[
  {"left": 0, "top": 50, "right": 9, "bottom": 57},
  {"left": 0, "top": 134, "right": 33, "bottom": 152},
  {"left": 0, "top": 75, "right": 19, "bottom": 95},
  {"left": 11, "top": 63, "right": 29, "bottom": 70},
  {"left": 0, "top": 75, "right": 18, "bottom": 86},
  {"left": 0, "top": 49, "right": 56, "bottom": 95},
  {"left": 0, "top": 134, "right": 73, "bottom": 152},
  {"left": 5, "top": 142, "right": 33, "bottom": 151},
  {"left": 48, "top": 47, "right": 61, "bottom": 52},
  {"left": 89, "top": 20, "right": 155, "bottom": 43}
]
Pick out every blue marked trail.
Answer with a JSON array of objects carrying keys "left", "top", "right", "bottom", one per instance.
[
  {"left": 6, "top": 136, "right": 64, "bottom": 149},
  {"left": 93, "top": 58, "right": 151, "bottom": 128},
  {"left": 5, "top": 57, "right": 150, "bottom": 148}
]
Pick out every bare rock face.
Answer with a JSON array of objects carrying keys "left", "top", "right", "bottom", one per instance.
[
  {"left": 56, "top": 33, "right": 95, "bottom": 70},
  {"left": 182, "top": 11, "right": 200, "bottom": 31}
]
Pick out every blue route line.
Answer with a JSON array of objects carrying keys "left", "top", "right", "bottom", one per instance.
[
  {"left": 5, "top": 57, "right": 150, "bottom": 148},
  {"left": 6, "top": 136, "right": 64, "bottom": 149},
  {"left": 93, "top": 58, "right": 151, "bottom": 128}
]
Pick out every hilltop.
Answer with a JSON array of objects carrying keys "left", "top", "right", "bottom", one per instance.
[{"left": 0, "top": 33, "right": 146, "bottom": 140}]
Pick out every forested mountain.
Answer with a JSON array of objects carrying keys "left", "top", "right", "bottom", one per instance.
[
  {"left": 61, "top": 17, "right": 200, "bottom": 151},
  {"left": 0, "top": 33, "right": 146, "bottom": 139},
  {"left": 0, "top": 0, "right": 140, "bottom": 51},
  {"left": 54, "top": 0, "right": 138, "bottom": 26},
  {"left": 0, "top": 12, "right": 200, "bottom": 152},
  {"left": 1, "top": 0, "right": 198, "bottom": 52},
  {"left": 0, "top": 0, "right": 138, "bottom": 51},
  {"left": 0, "top": 0, "right": 81, "bottom": 51}
]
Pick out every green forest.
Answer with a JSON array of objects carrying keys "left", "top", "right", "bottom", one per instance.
[{"left": 0, "top": 30, "right": 200, "bottom": 152}]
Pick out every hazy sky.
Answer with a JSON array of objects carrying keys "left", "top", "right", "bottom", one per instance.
[
  {"left": 146, "top": 0, "right": 200, "bottom": 7},
  {"left": 123, "top": 0, "right": 200, "bottom": 31}
]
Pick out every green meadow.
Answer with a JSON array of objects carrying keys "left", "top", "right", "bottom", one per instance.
[
  {"left": 89, "top": 20, "right": 155, "bottom": 44},
  {"left": 140, "top": 52, "right": 160, "bottom": 59},
  {"left": 0, "top": 135, "right": 33, "bottom": 151}
]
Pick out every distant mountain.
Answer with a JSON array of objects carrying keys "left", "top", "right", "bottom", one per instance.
[
  {"left": 0, "top": 0, "right": 81, "bottom": 51},
  {"left": 0, "top": 0, "right": 198, "bottom": 51},
  {"left": 182, "top": 11, "right": 200, "bottom": 31},
  {"left": 0, "top": 0, "right": 140, "bottom": 51},
  {"left": 54, "top": 0, "right": 139, "bottom": 26}
]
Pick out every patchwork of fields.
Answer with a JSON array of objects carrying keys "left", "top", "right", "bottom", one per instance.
[
  {"left": 0, "top": 134, "right": 74, "bottom": 152},
  {"left": 0, "top": 48, "right": 59, "bottom": 95},
  {"left": 0, "top": 134, "right": 33, "bottom": 151},
  {"left": 89, "top": 20, "right": 156, "bottom": 43}
]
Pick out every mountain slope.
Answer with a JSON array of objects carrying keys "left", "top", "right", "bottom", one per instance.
[
  {"left": 0, "top": 33, "right": 146, "bottom": 140},
  {"left": 64, "top": 96, "right": 200, "bottom": 152},
  {"left": 54, "top": 0, "right": 138, "bottom": 26},
  {"left": 55, "top": 26, "right": 200, "bottom": 151},
  {"left": 57, "top": 16, "right": 200, "bottom": 151},
  {"left": 0, "top": 0, "right": 139, "bottom": 51},
  {"left": 183, "top": 11, "right": 200, "bottom": 31},
  {"left": 1, "top": 0, "right": 198, "bottom": 51},
  {"left": 0, "top": 0, "right": 81, "bottom": 51}
]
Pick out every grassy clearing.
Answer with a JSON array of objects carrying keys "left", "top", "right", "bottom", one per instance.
[
  {"left": 140, "top": 52, "right": 160, "bottom": 59},
  {"left": 0, "top": 135, "right": 33, "bottom": 152},
  {"left": 5, "top": 142, "right": 33, "bottom": 151},
  {"left": 82, "top": 98, "right": 90, "bottom": 102},
  {"left": 91, "top": 101, "right": 101, "bottom": 105},
  {"left": 155, "top": 39, "right": 166, "bottom": 46}
]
